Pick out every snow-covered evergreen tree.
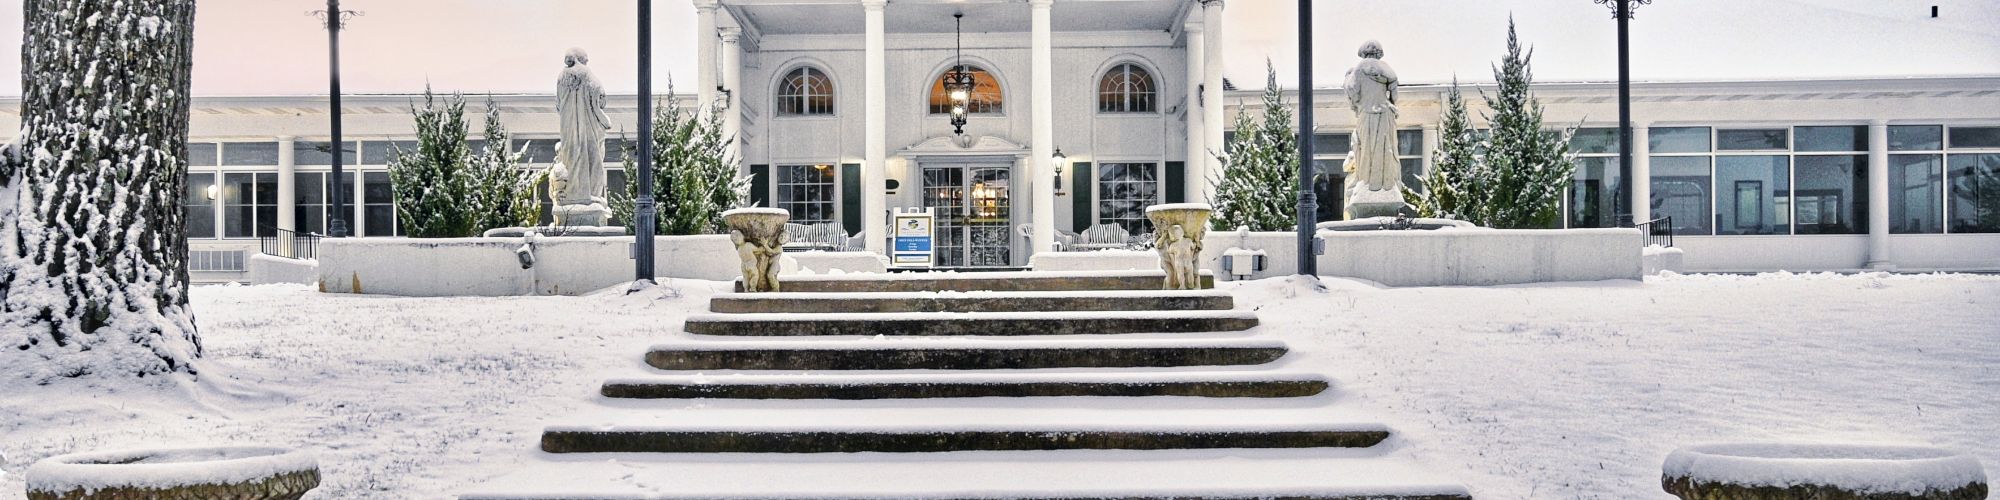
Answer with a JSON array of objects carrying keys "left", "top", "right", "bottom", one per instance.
[
  {"left": 1476, "top": 19, "right": 1577, "bottom": 229},
  {"left": 387, "top": 89, "right": 481, "bottom": 237},
  {"left": 468, "top": 98, "right": 537, "bottom": 231},
  {"left": 1210, "top": 61, "right": 1300, "bottom": 231},
  {"left": 613, "top": 82, "right": 751, "bottom": 235},
  {"left": 2, "top": 0, "right": 201, "bottom": 380},
  {"left": 1404, "top": 78, "right": 1483, "bottom": 221}
]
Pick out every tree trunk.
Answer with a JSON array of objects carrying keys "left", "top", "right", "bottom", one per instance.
[{"left": 2, "top": 0, "right": 200, "bottom": 380}]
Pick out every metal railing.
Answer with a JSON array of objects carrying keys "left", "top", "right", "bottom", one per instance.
[
  {"left": 258, "top": 226, "right": 323, "bottom": 260},
  {"left": 1637, "top": 216, "right": 1674, "bottom": 248}
]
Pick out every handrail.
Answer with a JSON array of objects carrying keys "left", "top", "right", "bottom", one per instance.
[
  {"left": 257, "top": 226, "right": 323, "bottom": 260},
  {"left": 1637, "top": 216, "right": 1674, "bottom": 248}
]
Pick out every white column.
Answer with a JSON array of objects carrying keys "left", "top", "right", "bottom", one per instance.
[
  {"left": 276, "top": 137, "right": 296, "bottom": 233},
  {"left": 1183, "top": 24, "right": 1206, "bottom": 202},
  {"left": 695, "top": 0, "right": 719, "bottom": 110},
  {"left": 1029, "top": 0, "right": 1056, "bottom": 254},
  {"left": 719, "top": 27, "right": 744, "bottom": 167},
  {"left": 1631, "top": 125, "right": 1651, "bottom": 224},
  {"left": 862, "top": 0, "right": 887, "bottom": 253},
  {"left": 1200, "top": 0, "right": 1226, "bottom": 204},
  {"left": 1420, "top": 124, "right": 1440, "bottom": 173},
  {"left": 1866, "top": 119, "right": 1893, "bottom": 269}
]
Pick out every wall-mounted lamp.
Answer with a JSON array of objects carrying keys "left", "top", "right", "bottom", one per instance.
[
  {"left": 716, "top": 86, "right": 733, "bottom": 110},
  {"left": 1051, "top": 148, "right": 1068, "bottom": 197},
  {"left": 205, "top": 184, "right": 220, "bottom": 201}
]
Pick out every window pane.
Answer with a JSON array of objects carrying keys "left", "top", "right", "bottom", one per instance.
[
  {"left": 294, "top": 141, "right": 358, "bottom": 165},
  {"left": 1949, "top": 127, "right": 2000, "bottom": 149},
  {"left": 929, "top": 66, "right": 1002, "bottom": 115},
  {"left": 1568, "top": 156, "right": 1622, "bottom": 228},
  {"left": 1397, "top": 129, "right": 1424, "bottom": 157},
  {"left": 183, "top": 172, "right": 216, "bottom": 238},
  {"left": 776, "top": 165, "right": 837, "bottom": 225},
  {"left": 511, "top": 139, "right": 558, "bottom": 164},
  {"left": 1569, "top": 127, "right": 1619, "bottom": 155},
  {"left": 294, "top": 172, "right": 327, "bottom": 235},
  {"left": 1888, "top": 154, "right": 1942, "bottom": 234},
  {"left": 1793, "top": 155, "right": 1866, "bottom": 235},
  {"left": 1649, "top": 127, "right": 1711, "bottom": 154},
  {"left": 1649, "top": 156, "right": 1711, "bottom": 235},
  {"left": 365, "top": 206, "right": 396, "bottom": 237},
  {"left": 1715, "top": 155, "right": 1790, "bottom": 235},
  {"left": 1890, "top": 125, "right": 1942, "bottom": 151},
  {"left": 1947, "top": 153, "right": 2000, "bottom": 233},
  {"left": 1313, "top": 159, "right": 1345, "bottom": 223},
  {"left": 188, "top": 143, "right": 219, "bottom": 167},
  {"left": 221, "top": 142, "right": 281, "bottom": 166},
  {"left": 1097, "top": 163, "right": 1158, "bottom": 234},
  {"left": 1717, "top": 129, "right": 1788, "bottom": 151},
  {"left": 1400, "top": 158, "right": 1424, "bottom": 194},
  {"left": 1794, "top": 126, "right": 1867, "bottom": 153},
  {"left": 364, "top": 171, "right": 394, "bottom": 204},
  {"left": 604, "top": 139, "right": 632, "bottom": 164},
  {"left": 1313, "top": 133, "right": 1351, "bottom": 156},
  {"left": 222, "top": 172, "right": 255, "bottom": 237},
  {"left": 363, "top": 140, "right": 419, "bottom": 165}
]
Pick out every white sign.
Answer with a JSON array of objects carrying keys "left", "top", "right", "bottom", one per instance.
[{"left": 891, "top": 208, "right": 935, "bottom": 268}]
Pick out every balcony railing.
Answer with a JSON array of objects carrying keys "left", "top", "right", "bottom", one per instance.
[{"left": 258, "top": 226, "right": 323, "bottom": 260}]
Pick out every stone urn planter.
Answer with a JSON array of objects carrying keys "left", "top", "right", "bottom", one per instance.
[
  {"left": 25, "top": 446, "right": 320, "bottom": 500},
  {"left": 722, "top": 207, "right": 790, "bottom": 292},
  {"left": 1662, "top": 443, "right": 1987, "bottom": 500},
  {"left": 1144, "top": 203, "right": 1212, "bottom": 290}
]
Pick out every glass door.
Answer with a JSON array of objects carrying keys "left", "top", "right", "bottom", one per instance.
[{"left": 921, "top": 163, "right": 1012, "bottom": 267}]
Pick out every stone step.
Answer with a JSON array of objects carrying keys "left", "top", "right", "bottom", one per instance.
[
  {"left": 537, "top": 406, "right": 1391, "bottom": 454},
  {"left": 458, "top": 454, "right": 1470, "bottom": 499},
  {"left": 740, "top": 270, "right": 1214, "bottom": 293},
  {"left": 708, "top": 289, "right": 1236, "bottom": 313},
  {"left": 683, "top": 310, "right": 1258, "bottom": 337},
  {"left": 645, "top": 338, "right": 1289, "bottom": 371},
  {"left": 600, "top": 372, "right": 1330, "bottom": 399}
]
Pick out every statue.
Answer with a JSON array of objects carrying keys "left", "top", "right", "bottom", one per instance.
[
  {"left": 553, "top": 47, "right": 613, "bottom": 226},
  {"left": 1146, "top": 203, "right": 1212, "bottom": 290},
  {"left": 723, "top": 208, "right": 789, "bottom": 292},
  {"left": 1343, "top": 40, "right": 1410, "bottom": 218}
]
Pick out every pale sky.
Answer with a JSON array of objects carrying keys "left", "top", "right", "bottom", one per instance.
[{"left": 0, "top": 0, "right": 1996, "bottom": 97}]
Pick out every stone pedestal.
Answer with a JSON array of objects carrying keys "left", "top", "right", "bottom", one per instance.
[
  {"left": 1344, "top": 187, "right": 1411, "bottom": 219},
  {"left": 723, "top": 208, "right": 790, "bottom": 292},
  {"left": 1145, "top": 203, "right": 1212, "bottom": 290},
  {"left": 552, "top": 203, "right": 611, "bottom": 227}
]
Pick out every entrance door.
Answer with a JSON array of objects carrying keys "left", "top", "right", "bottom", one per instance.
[{"left": 921, "top": 163, "right": 1013, "bottom": 267}]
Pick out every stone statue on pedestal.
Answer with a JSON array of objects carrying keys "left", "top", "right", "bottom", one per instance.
[
  {"left": 723, "top": 208, "right": 790, "bottom": 292},
  {"left": 553, "top": 47, "right": 613, "bottom": 226},
  {"left": 1146, "top": 203, "right": 1212, "bottom": 290},
  {"left": 1343, "top": 40, "right": 1411, "bottom": 218}
]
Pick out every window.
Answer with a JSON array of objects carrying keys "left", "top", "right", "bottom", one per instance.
[
  {"left": 1715, "top": 155, "right": 1789, "bottom": 235},
  {"left": 1568, "top": 128, "right": 1622, "bottom": 228},
  {"left": 1397, "top": 129, "right": 1425, "bottom": 193},
  {"left": 1889, "top": 154, "right": 1943, "bottom": 234},
  {"left": 776, "top": 165, "right": 836, "bottom": 224},
  {"left": 1098, "top": 163, "right": 1158, "bottom": 234},
  {"left": 1890, "top": 125, "right": 1943, "bottom": 151},
  {"left": 1795, "top": 126, "right": 1867, "bottom": 153},
  {"left": 362, "top": 171, "right": 398, "bottom": 236},
  {"left": 929, "top": 65, "right": 1002, "bottom": 115},
  {"left": 363, "top": 140, "right": 419, "bottom": 165},
  {"left": 1649, "top": 126, "right": 1712, "bottom": 154},
  {"left": 188, "top": 143, "right": 219, "bottom": 167},
  {"left": 184, "top": 172, "right": 216, "bottom": 238},
  {"left": 1311, "top": 133, "right": 1350, "bottom": 223},
  {"left": 221, "top": 142, "right": 281, "bottom": 166},
  {"left": 1948, "top": 126, "right": 2000, "bottom": 149},
  {"left": 221, "top": 172, "right": 279, "bottom": 238},
  {"left": 1649, "top": 156, "right": 1712, "bottom": 236},
  {"left": 1793, "top": 154, "right": 1867, "bottom": 234},
  {"left": 511, "top": 139, "right": 558, "bottom": 164},
  {"left": 294, "top": 172, "right": 327, "bottom": 235},
  {"left": 777, "top": 67, "right": 834, "bottom": 116},
  {"left": 1717, "top": 128, "right": 1788, "bottom": 151},
  {"left": 1098, "top": 63, "right": 1156, "bottom": 113},
  {"left": 1948, "top": 153, "right": 2000, "bottom": 233},
  {"left": 294, "top": 141, "right": 358, "bottom": 165}
]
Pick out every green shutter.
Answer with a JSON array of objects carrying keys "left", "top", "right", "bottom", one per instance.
[
  {"left": 840, "top": 163, "right": 862, "bottom": 235},
  {"left": 749, "top": 165, "right": 771, "bottom": 208},
  {"left": 1071, "top": 162, "right": 1093, "bottom": 231},
  {"left": 1164, "top": 161, "right": 1186, "bottom": 204}
]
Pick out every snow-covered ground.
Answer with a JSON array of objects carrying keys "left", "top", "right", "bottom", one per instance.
[{"left": 2, "top": 272, "right": 1996, "bottom": 499}]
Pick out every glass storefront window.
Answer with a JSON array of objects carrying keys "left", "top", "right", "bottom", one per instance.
[
  {"left": 362, "top": 140, "right": 419, "bottom": 165},
  {"left": 1569, "top": 128, "right": 1619, "bottom": 155},
  {"left": 1948, "top": 153, "right": 2000, "bottom": 233},
  {"left": 221, "top": 172, "right": 279, "bottom": 238},
  {"left": 294, "top": 141, "right": 358, "bottom": 165},
  {"left": 294, "top": 172, "right": 327, "bottom": 235},
  {"left": 511, "top": 139, "right": 559, "bottom": 164},
  {"left": 1890, "top": 125, "right": 1943, "bottom": 151},
  {"left": 184, "top": 172, "right": 216, "bottom": 238},
  {"left": 188, "top": 143, "right": 219, "bottom": 167},
  {"left": 1569, "top": 156, "right": 1622, "bottom": 229},
  {"left": 1649, "top": 156, "right": 1712, "bottom": 235},
  {"left": 1649, "top": 127, "right": 1711, "bottom": 154},
  {"left": 1717, "top": 129, "right": 1788, "bottom": 151},
  {"left": 362, "top": 171, "right": 398, "bottom": 236},
  {"left": 1715, "top": 155, "right": 1790, "bottom": 235},
  {"left": 1312, "top": 159, "right": 1345, "bottom": 223},
  {"left": 1888, "top": 154, "right": 1943, "bottom": 234},
  {"left": 221, "top": 142, "right": 281, "bottom": 166},
  {"left": 1313, "top": 133, "right": 1351, "bottom": 157},
  {"left": 1793, "top": 154, "right": 1867, "bottom": 234},
  {"left": 1948, "top": 127, "right": 2000, "bottom": 149},
  {"left": 1794, "top": 126, "right": 1867, "bottom": 153}
]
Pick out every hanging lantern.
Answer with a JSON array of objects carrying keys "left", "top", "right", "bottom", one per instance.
[{"left": 946, "top": 13, "right": 972, "bottom": 136}]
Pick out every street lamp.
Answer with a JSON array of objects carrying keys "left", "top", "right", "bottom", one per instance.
[
  {"left": 1595, "top": 0, "right": 1652, "bottom": 227},
  {"left": 1294, "top": 0, "right": 1318, "bottom": 276},
  {"left": 311, "top": 0, "right": 361, "bottom": 237},
  {"left": 633, "top": 0, "right": 659, "bottom": 284},
  {"left": 1051, "top": 148, "right": 1068, "bottom": 197}
]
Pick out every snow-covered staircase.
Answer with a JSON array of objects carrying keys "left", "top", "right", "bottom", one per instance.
[{"left": 461, "top": 270, "right": 1468, "bottom": 499}]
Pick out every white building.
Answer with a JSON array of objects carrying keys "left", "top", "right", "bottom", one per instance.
[{"left": 3, "top": 0, "right": 1997, "bottom": 281}]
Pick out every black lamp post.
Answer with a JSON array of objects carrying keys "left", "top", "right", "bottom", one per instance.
[
  {"left": 1295, "top": 0, "right": 1318, "bottom": 276},
  {"left": 313, "top": 0, "right": 360, "bottom": 237},
  {"left": 634, "top": 0, "right": 659, "bottom": 283},
  {"left": 1596, "top": 0, "right": 1651, "bottom": 228}
]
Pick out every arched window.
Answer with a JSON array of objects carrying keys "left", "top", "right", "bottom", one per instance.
[
  {"left": 1098, "top": 63, "right": 1156, "bottom": 113},
  {"left": 929, "top": 65, "right": 1003, "bottom": 115},
  {"left": 777, "top": 67, "right": 834, "bottom": 116}
]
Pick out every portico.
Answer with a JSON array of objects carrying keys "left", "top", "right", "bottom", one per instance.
[{"left": 693, "top": 0, "right": 1225, "bottom": 267}]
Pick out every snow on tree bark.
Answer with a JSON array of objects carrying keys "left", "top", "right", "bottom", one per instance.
[
  {"left": 2, "top": 0, "right": 201, "bottom": 380},
  {"left": 1209, "top": 61, "right": 1300, "bottom": 232}
]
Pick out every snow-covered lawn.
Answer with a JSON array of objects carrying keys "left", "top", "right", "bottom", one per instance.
[{"left": 2, "top": 272, "right": 1996, "bottom": 499}]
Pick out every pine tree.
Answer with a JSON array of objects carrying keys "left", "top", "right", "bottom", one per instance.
[
  {"left": 1210, "top": 61, "right": 1300, "bottom": 231},
  {"left": 612, "top": 82, "right": 751, "bottom": 235},
  {"left": 1477, "top": 18, "right": 1577, "bottom": 229},
  {"left": 1405, "top": 78, "right": 1482, "bottom": 220},
  {"left": 387, "top": 89, "right": 480, "bottom": 237},
  {"left": 2, "top": 0, "right": 201, "bottom": 380},
  {"left": 468, "top": 98, "right": 537, "bottom": 231}
]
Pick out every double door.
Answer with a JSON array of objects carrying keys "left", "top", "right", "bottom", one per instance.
[{"left": 920, "top": 163, "right": 1012, "bottom": 267}]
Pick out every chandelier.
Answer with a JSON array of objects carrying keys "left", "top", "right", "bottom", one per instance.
[{"left": 944, "top": 12, "right": 973, "bottom": 135}]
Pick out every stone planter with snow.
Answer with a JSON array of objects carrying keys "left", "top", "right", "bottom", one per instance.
[
  {"left": 1662, "top": 443, "right": 1987, "bottom": 500},
  {"left": 25, "top": 446, "right": 319, "bottom": 500}
]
